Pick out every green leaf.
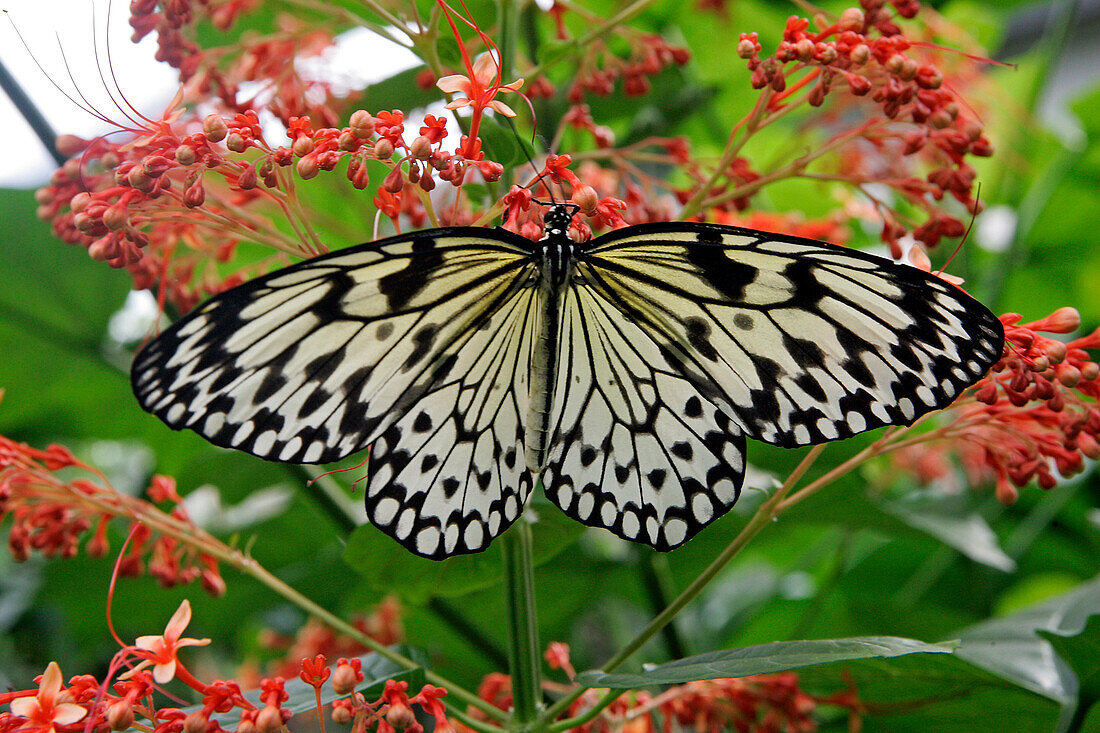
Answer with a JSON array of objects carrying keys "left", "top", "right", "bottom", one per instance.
[
  {"left": 343, "top": 500, "right": 583, "bottom": 602},
  {"left": 957, "top": 574, "right": 1100, "bottom": 705},
  {"left": 876, "top": 490, "right": 1015, "bottom": 572},
  {"left": 1038, "top": 615, "right": 1100, "bottom": 732},
  {"left": 576, "top": 636, "right": 956, "bottom": 687}
]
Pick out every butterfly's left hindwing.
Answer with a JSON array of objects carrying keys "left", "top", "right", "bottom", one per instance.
[
  {"left": 579, "top": 224, "right": 1004, "bottom": 448},
  {"left": 132, "top": 229, "right": 537, "bottom": 558}
]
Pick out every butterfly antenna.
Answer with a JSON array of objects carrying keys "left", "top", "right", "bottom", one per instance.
[{"left": 935, "top": 182, "right": 980, "bottom": 276}]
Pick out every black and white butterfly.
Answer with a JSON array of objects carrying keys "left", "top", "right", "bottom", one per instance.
[{"left": 131, "top": 205, "right": 1004, "bottom": 559}]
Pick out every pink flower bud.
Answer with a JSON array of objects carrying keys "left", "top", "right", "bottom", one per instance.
[
  {"left": 256, "top": 706, "right": 284, "bottom": 733},
  {"left": 386, "top": 703, "right": 416, "bottom": 729},
  {"left": 338, "top": 131, "right": 360, "bottom": 151},
  {"left": 838, "top": 7, "right": 864, "bottom": 31},
  {"left": 226, "top": 132, "right": 248, "bottom": 153},
  {"left": 71, "top": 192, "right": 92, "bottom": 213},
  {"left": 374, "top": 138, "right": 395, "bottom": 159},
  {"left": 56, "top": 134, "right": 90, "bottom": 157},
  {"left": 238, "top": 164, "right": 258, "bottom": 190},
  {"left": 571, "top": 184, "right": 599, "bottom": 214},
  {"left": 184, "top": 180, "right": 206, "bottom": 207},
  {"left": 347, "top": 157, "right": 370, "bottom": 190},
  {"left": 107, "top": 702, "right": 134, "bottom": 731},
  {"left": 332, "top": 661, "right": 361, "bottom": 695},
  {"left": 737, "top": 38, "right": 757, "bottom": 59},
  {"left": 849, "top": 44, "right": 871, "bottom": 65},
  {"left": 175, "top": 146, "right": 197, "bottom": 165},
  {"left": 350, "top": 110, "right": 375, "bottom": 138},
  {"left": 293, "top": 136, "right": 315, "bottom": 157},
  {"left": 127, "top": 166, "right": 154, "bottom": 191},
  {"left": 383, "top": 167, "right": 404, "bottom": 192},
  {"left": 184, "top": 712, "right": 208, "bottom": 733},
  {"left": 103, "top": 204, "right": 129, "bottom": 231},
  {"left": 143, "top": 155, "right": 173, "bottom": 178},
  {"left": 203, "top": 114, "right": 229, "bottom": 142},
  {"left": 409, "top": 135, "right": 432, "bottom": 160},
  {"left": 297, "top": 154, "right": 320, "bottom": 180}
]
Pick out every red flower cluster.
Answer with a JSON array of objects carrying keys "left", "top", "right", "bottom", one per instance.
[
  {"left": 893, "top": 307, "right": 1100, "bottom": 504},
  {"left": 0, "top": 651, "right": 450, "bottom": 733},
  {"left": 0, "top": 428, "right": 224, "bottom": 595},
  {"left": 130, "top": 0, "right": 342, "bottom": 126},
  {"left": 263, "top": 596, "right": 404, "bottom": 679},
  {"left": 736, "top": 2, "right": 994, "bottom": 254}
]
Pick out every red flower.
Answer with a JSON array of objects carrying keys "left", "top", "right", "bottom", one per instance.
[{"left": 8, "top": 663, "right": 87, "bottom": 733}]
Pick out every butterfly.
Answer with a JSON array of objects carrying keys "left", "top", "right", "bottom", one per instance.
[{"left": 132, "top": 204, "right": 1004, "bottom": 559}]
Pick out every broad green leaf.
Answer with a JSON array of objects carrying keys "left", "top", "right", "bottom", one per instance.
[
  {"left": 876, "top": 490, "right": 1015, "bottom": 572},
  {"left": 957, "top": 574, "right": 1100, "bottom": 704},
  {"left": 1039, "top": 615, "right": 1100, "bottom": 733},
  {"left": 576, "top": 636, "right": 956, "bottom": 687}
]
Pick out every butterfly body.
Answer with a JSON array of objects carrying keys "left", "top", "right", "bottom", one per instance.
[{"left": 133, "top": 206, "right": 1004, "bottom": 559}]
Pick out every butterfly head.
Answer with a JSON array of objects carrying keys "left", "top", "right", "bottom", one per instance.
[{"left": 540, "top": 203, "right": 580, "bottom": 241}]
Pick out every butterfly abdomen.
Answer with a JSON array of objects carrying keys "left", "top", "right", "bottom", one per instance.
[{"left": 525, "top": 220, "right": 579, "bottom": 473}]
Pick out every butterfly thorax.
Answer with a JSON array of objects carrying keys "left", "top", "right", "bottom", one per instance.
[{"left": 525, "top": 206, "right": 581, "bottom": 474}]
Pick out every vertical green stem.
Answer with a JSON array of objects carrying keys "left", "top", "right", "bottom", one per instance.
[{"left": 502, "top": 521, "right": 541, "bottom": 727}]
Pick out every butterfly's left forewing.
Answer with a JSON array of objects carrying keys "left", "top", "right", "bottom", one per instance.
[
  {"left": 580, "top": 224, "right": 1004, "bottom": 448},
  {"left": 132, "top": 229, "right": 539, "bottom": 558}
]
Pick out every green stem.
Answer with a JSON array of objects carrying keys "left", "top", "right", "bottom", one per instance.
[
  {"left": 638, "top": 553, "right": 687, "bottom": 659},
  {"left": 502, "top": 521, "right": 541, "bottom": 727}
]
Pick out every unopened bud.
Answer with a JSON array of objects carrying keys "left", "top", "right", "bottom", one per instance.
[
  {"left": 71, "top": 192, "right": 92, "bottom": 213},
  {"left": 374, "top": 138, "right": 395, "bottom": 160},
  {"left": 256, "top": 706, "right": 284, "bottom": 733},
  {"left": 143, "top": 155, "right": 173, "bottom": 178},
  {"left": 184, "top": 180, "right": 206, "bottom": 208},
  {"left": 849, "top": 43, "right": 870, "bottom": 65},
  {"left": 386, "top": 704, "right": 416, "bottom": 730},
  {"left": 226, "top": 132, "right": 248, "bottom": 153},
  {"left": 175, "top": 146, "right": 197, "bottom": 166},
  {"left": 350, "top": 110, "right": 375, "bottom": 138},
  {"left": 571, "top": 184, "right": 599, "bottom": 214},
  {"left": 409, "top": 135, "right": 432, "bottom": 160},
  {"left": 203, "top": 114, "right": 228, "bottom": 142},
  {"left": 795, "top": 38, "right": 814, "bottom": 62},
  {"left": 338, "top": 131, "right": 359, "bottom": 151},
  {"left": 237, "top": 163, "right": 258, "bottom": 190},
  {"left": 885, "top": 54, "right": 906, "bottom": 75},
  {"left": 297, "top": 154, "right": 320, "bottom": 180},
  {"left": 737, "top": 38, "right": 757, "bottom": 59},
  {"left": 838, "top": 7, "right": 864, "bottom": 31},
  {"left": 292, "top": 136, "right": 315, "bottom": 157},
  {"left": 106, "top": 702, "right": 134, "bottom": 731},
  {"left": 383, "top": 167, "right": 404, "bottom": 192},
  {"left": 184, "top": 712, "right": 208, "bottom": 733},
  {"left": 56, "top": 134, "right": 90, "bottom": 157},
  {"left": 332, "top": 663, "right": 360, "bottom": 695},
  {"left": 103, "top": 204, "right": 129, "bottom": 231},
  {"left": 127, "top": 166, "right": 154, "bottom": 191}
]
